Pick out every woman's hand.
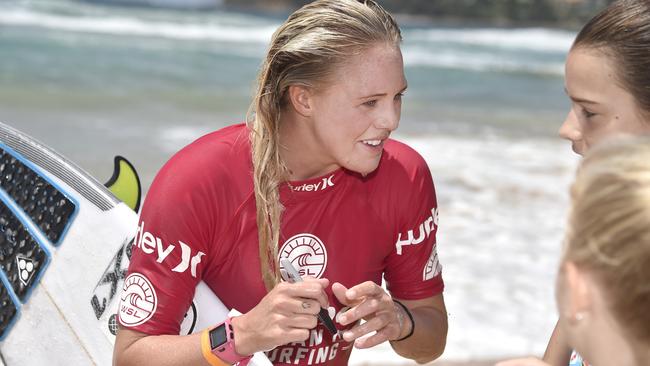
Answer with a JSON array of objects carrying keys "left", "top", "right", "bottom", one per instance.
[
  {"left": 231, "top": 277, "right": 330, "bottom": 355},
  {"left": 331, "top": 281, "right": 409, "bottom": 349}
]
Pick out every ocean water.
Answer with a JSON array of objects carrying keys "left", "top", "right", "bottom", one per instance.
[{"left": 0, "top": 0, "right": 581, "bottom": 362}]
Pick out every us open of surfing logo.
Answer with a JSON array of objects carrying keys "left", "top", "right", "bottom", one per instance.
[
  {"left": 118, "top": 273, "right": 158, "bottom": 327},
  {"left": 278, "top": 233, "right": 328, "bottom": 278}
]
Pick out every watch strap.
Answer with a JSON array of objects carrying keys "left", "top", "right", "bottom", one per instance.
[
  {"left": 201, "top": 328, "right": 228, "bottom": 366},
  {"left": 207, "top": 317, "right": 252, "bottom": 365}
]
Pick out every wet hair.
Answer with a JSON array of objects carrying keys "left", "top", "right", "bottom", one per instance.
[
  {"left": 247, "top": 0, "right": 401, "bottom": 290},
  {"left": 572, "top": 0, "right": 650, "bottom": 118},
  {"left": 564, "top": 136, "right": 650, "bottom": 342}
]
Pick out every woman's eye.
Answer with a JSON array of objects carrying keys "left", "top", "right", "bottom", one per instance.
[
  {"left": 394, "top": 93, "right": 404, "bottom": 101},
  {"left": 582, "top": 108, "right": 596, "bottom": 118},
  {"left": 364, "top": 100, "right": 377, "bottom": 107}
]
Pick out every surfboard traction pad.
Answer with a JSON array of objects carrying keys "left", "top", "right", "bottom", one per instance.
[
  {"left": 0, "top": 148, "right": 76, "bottom": 244},
  {"left": 0, "top": 146, "right": 76, "bottom": 339}
]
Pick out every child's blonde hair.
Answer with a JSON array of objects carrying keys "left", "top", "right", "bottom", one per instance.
[{"left": 564, "top": 136, "right": 650, "bottom": 342}]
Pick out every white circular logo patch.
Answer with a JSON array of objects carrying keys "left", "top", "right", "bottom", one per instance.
[
  {"left": 278, "top": 233, "right": 328, "bottom": 278},
  {"left": 118, "top": 273, "right": 158, "bottom": 327}
]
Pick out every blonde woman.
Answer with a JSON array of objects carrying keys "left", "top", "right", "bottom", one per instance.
[
  {"left": 113, "top": 1, "right": 447, "bottom": 365},
  {"left": 499, "top": 0, "right": 650, "bottom": 365}
]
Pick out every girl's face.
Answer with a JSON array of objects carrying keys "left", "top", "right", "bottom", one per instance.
[
  {"left": 560, "top": 48, "right": 650, "bottom": 155},
  {"left": 305, "top": 44, "right": 407, "bottom": 177}
]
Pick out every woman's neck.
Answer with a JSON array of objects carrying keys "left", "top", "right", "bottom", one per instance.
[
  {"left": 278, "top": 111, "right": 339, "bottom": 181},
  {"left": 630, "top": 338, "right": 650, "bottom": 366},
  {"left": 579, "top": 318, "right": 646, "bottom": 366},
  {"left": 582, "top": 333, "right": 634, "bottom": 366}
]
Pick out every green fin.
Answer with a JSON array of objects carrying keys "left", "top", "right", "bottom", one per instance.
[{"left": 104, "top": 156, "right": 142, "bottom": 212}]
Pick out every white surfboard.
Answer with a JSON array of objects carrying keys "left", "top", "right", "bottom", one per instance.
[
  {"left": 0, "top": 121, "right": 270, "bottom": 365},
  {"left": 0, "top": 121, "right": 137, "bottom": 364}
]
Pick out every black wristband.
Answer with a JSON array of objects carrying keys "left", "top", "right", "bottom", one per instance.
[{"left": 392, "top": 299, "right": 414, "bottom": 341}]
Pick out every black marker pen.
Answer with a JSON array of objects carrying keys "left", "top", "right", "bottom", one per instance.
[{"left": 279, "top": 258, "right": 338, "bottom": 336}]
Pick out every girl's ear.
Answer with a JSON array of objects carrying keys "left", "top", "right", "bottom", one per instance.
[
  {"left": 287, "top": 85, "right": 314, "bottom": 117},
  {"left": 563, "top": 261, "right": 593, "bottom": 325}
]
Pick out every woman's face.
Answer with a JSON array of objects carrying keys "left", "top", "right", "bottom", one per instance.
[
  {"left": 560, "top": 48, "right": 650, "bottom": 155},
  {"left": 307, "top": 44, "right": 407, "bottom": 176}
]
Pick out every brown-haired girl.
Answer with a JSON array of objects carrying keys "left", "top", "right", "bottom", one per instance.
[{"left": 499, "top": 1, "right": 650, "bottom": 365}]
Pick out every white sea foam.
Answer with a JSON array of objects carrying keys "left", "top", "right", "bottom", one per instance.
[
  {"left": 403, "top": 46, "right": 565, "bottom": 75},
  {"left": 406, "top": 28, "right": 575, "bottom": 53},
  {"left": 0, "top": 7, "right": 569, "bottom": 76},
  {"left": 0, "top": 9, "right": 275, "bottom": 43}
]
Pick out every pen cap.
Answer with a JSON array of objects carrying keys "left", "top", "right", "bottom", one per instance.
[{"left": 279, "top": 258, "right": 300, "bottom": 282}]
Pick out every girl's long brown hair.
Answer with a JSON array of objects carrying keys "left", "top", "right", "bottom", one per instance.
[{"left": 573, "top": 0, "right": 650, "bottom": 118}]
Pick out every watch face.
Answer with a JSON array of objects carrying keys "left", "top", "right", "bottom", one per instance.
[{"left": 209, "top": 324, "right": 228, "bottom": 349}]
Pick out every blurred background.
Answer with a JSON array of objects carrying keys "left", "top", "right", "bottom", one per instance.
[{"left": 1, "top": 0, "right": 612, "bottom": 364}]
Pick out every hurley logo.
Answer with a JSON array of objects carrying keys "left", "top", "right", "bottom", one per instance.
[
  {"left": 291, "top": 174, "right": 335, "bottom": 192},
  {"left": 395, "top": 207, "right": 439, "bottom": 255},
  {"left": 133, "top": 221, "right": 205, "bottom": 277}
]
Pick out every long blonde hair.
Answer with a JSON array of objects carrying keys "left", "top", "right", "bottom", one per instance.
[
  {"left": 564, "top": 136, "right": 650, "bottom": 342},
  {"left": 247, "top": 0, "right": 401, "bottom": 290}
]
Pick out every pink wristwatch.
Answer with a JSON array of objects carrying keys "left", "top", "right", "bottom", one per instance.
[{"left": 208, "top": 317, "right": 252, "bottom": 365}]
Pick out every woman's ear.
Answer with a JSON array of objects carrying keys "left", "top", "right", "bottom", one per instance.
[
  {"left": 563, "top": 261, "right": 593, "bottom": 325},
  {"left": 287, "top": 85, "right": 313, "bottom": 117}
]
